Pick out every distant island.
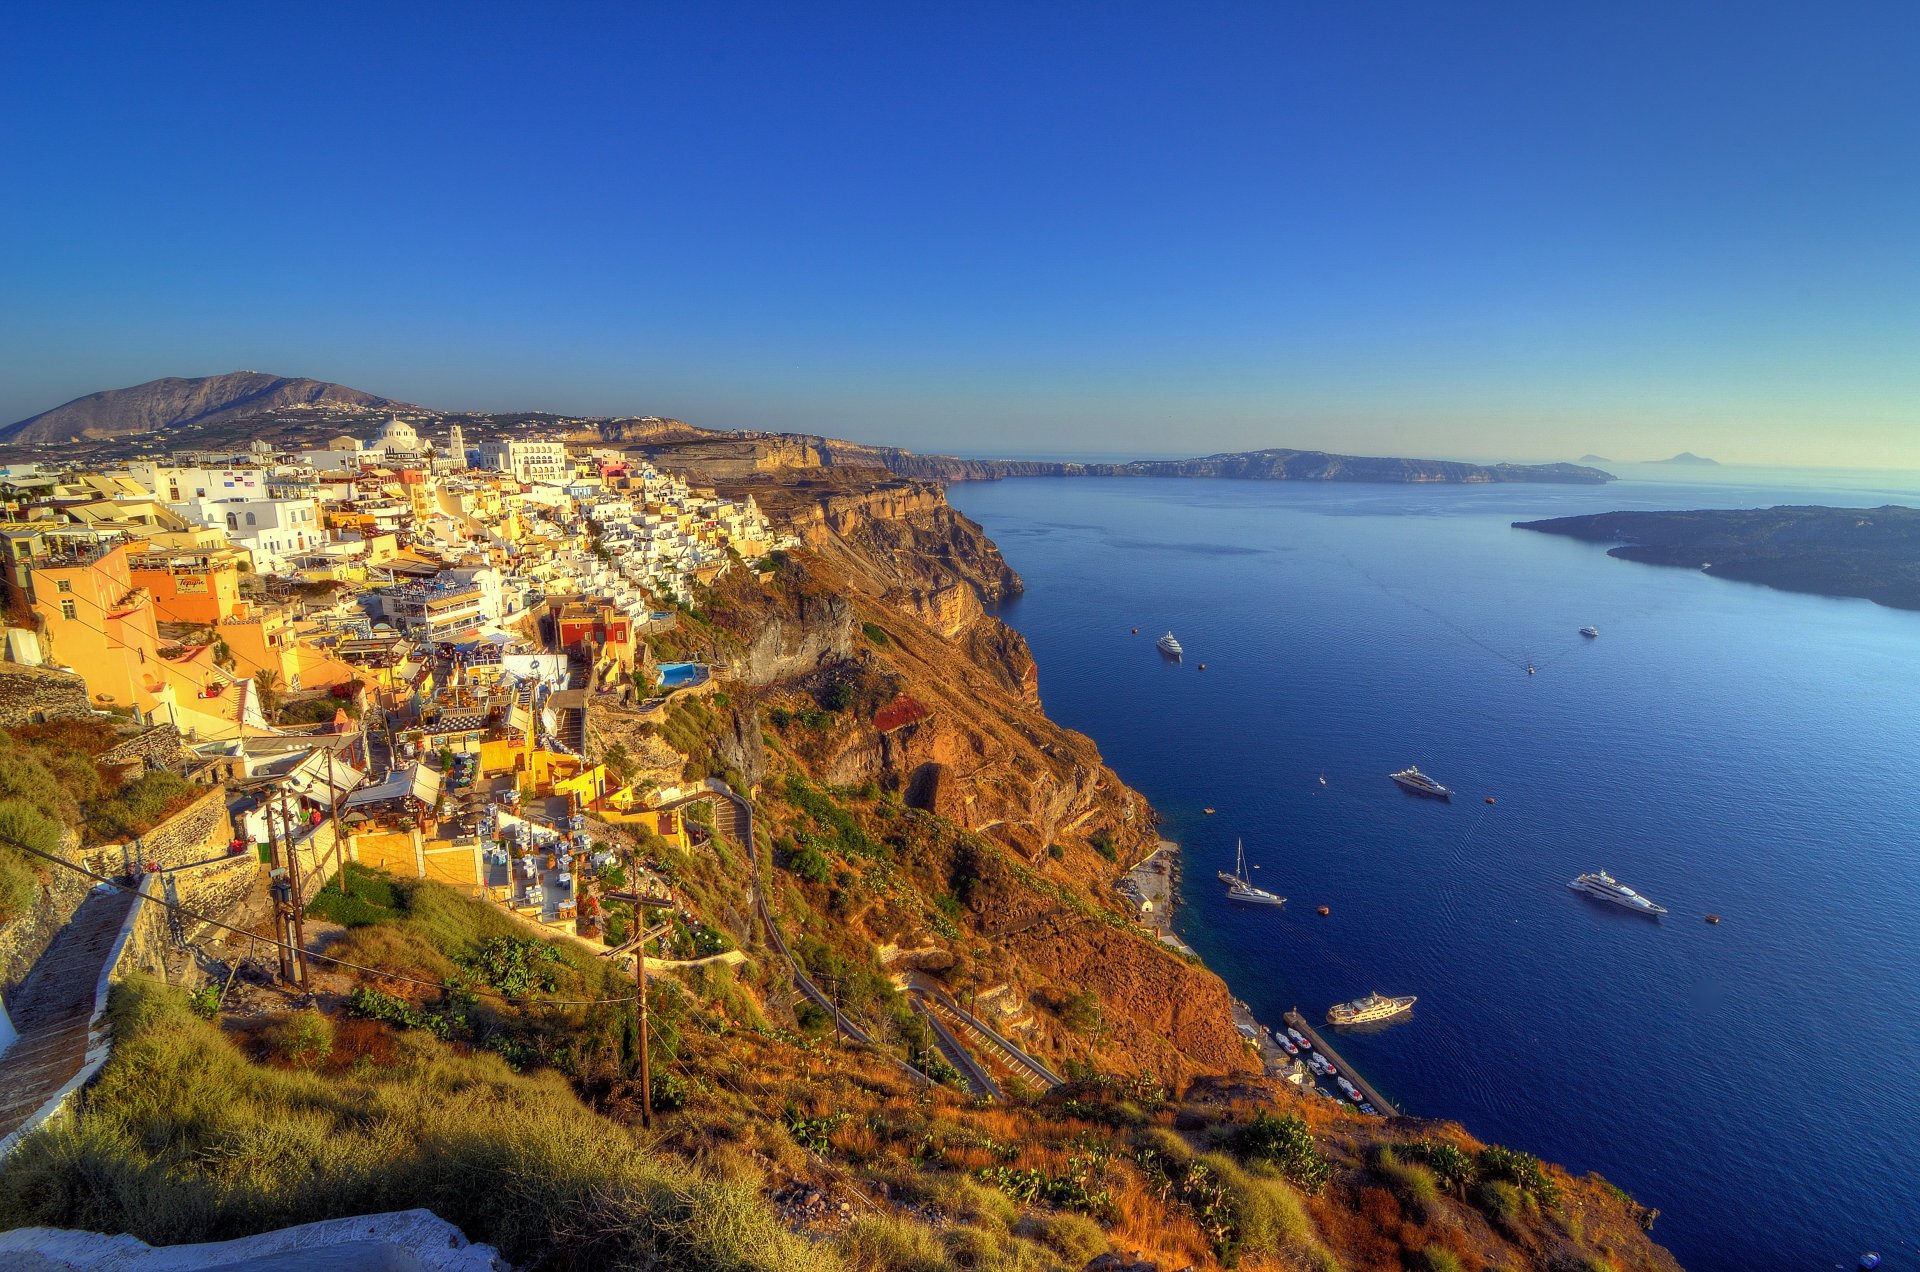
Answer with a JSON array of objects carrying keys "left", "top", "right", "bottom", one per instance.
[
  {"left": 1650, "top": 452, "right": 1719, "bottom": 466},
  {"left": 1515, "top": 505, "right": 1920, "bottom": 611},
  {"left": 1578, "top": 454, "right": 1613, "bottom": 464},
  {"left": 770, "top": 437, "right": 1616, "bottom": 485}
]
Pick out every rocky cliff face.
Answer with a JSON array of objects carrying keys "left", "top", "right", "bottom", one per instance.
[{"left": 683, "top": 470, "right": 1253, "bottom": 1083}]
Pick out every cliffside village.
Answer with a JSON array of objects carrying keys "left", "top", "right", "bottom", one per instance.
[{"left": 0, "top": 418, "right": 795, "bottom": 946}]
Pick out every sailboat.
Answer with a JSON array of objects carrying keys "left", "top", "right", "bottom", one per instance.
[{"left": 1218, "top": 839, "right": 1285, "bottom": 906}]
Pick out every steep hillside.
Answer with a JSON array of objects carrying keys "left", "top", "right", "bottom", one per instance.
[{"left": 1, "top": 371, "right": 416, "bottom": 443}]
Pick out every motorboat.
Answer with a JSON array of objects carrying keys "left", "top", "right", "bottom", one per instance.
[
  {"left": 1389, "top": 766, "right": 1453, "bottom": 800},
  {"left": 1327, "top": 991, "right": 1417, "bottom": 1026},
  {"left": 1156, "top": 631, "right": 1183, "bottom": 659},
  {"left": 1568, "top": 869, "right": 1668, "bottom": 916},
  {"left": 1580, "top": 626, "right": 1599, "bottom": 638}
]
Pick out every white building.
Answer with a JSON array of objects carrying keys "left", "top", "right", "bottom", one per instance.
[
  {"left": 178, "top": 495, "right": 323, "bottom": 576},
  {"left": 478, "top": 439, "right": 569, "bottom": 485}
]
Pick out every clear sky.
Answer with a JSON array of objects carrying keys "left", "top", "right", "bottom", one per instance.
[{"left": 3, "top": 3, "right": 1916, "bottom": 467}]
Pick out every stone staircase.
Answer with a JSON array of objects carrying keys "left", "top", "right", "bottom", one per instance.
[{"left": 0, "top": 884, "right": 139, "bottom": 1151}]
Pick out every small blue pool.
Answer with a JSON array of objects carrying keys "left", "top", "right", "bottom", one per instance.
[{"left": 656, "top": 662, "right": 704, "bottom": 689}]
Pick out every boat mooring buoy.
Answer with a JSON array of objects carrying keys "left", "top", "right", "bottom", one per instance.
[
  {"left": 1484, "top": 796, "right": 1496, "bottom": 805},
  {"left": 1705, "top": 914, "right": 1722, "bottom": 925},
  {"left": 1197, "top": 662, "right": 1207, "bottom": 671},
  {"left": 1316, "top": 905, "right": 1330, "bottom": 916},
  {"left": 1130, "top": 627, "right": 1139, "bottom": 634}
]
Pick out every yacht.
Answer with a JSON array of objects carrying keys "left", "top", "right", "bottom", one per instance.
[
  {"left": 1156, "top": 631, "right": 1183, "bottom": 659},
  {"left": 1285, "top": 1027, "right": 1309, "bottom": 1047},
  {"left": 1389, "top": 766, "right": 1453, "bottom": 800},
  {"left": 1221, "top": 839, "right": 1285, "bottom": 906},
  {"left": 1580, "top": 626, "right": 1599, "bottom": 638},
  {"left": 1568, "top": 870, "right": 1667, "bottom": 915},
  {"left": 1327, "top": 991, "right": 1417, "bottom": 1026}
]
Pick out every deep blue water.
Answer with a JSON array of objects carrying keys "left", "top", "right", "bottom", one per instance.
[{"left": 948, "top": 472, "right": 1920, "bottom": 1272}]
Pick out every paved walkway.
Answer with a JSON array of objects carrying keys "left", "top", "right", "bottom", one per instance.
[{"left": 0, "top": 884, "right": 138, "bottom": 1151}]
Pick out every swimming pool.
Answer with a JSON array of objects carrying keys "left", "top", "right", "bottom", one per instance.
[{"left": 655, "top": 661, "right": 705, "bottom": 690}]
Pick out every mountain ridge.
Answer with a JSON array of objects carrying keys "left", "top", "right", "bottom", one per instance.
[{"left": 1, "top": 371, "right": 417, "bottom": 444}]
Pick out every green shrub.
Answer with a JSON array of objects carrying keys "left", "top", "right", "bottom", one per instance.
[
  {"left": 1233, "top": 1112, "right": 1332, "bottom": 1195},
  {"left": 1418, "top": 1248, "right": 1463, "bottom": 1272},
  {"left": 305, "top": 864, "right": 403, "bottom": 927},
  {"left": 186, "top": 985, "right": 221, "bottom": 1021},
  {"left": 266, "top": 1011, "right": 333, "bottom": 1069},
  {"left": 860, "top": 622, "right": 889, "bottom": 648}
]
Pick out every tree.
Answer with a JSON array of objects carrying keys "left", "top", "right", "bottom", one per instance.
[{"left": 253, "top": 669, "right": 283, "bottom": 720}]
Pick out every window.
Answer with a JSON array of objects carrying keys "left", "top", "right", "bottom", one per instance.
[
  {"left": 245, "top": 512, "right": 256, "bottom": 526},
  {"left": 60, "top": 600, "right": 76, "bottom": 620},
  {"left": 55, "top": 578, "right": 71, "bottom": 593}
]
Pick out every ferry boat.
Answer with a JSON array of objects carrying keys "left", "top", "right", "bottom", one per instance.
[
  {"left": 1581, "top": 626, "right": 1599, "bottom": 637},
  {"left": 1327, "top": 991, "right": 1417, "bottom": 1026},
  {"left": 1568, "top": 869, "right": 1668, "bottom": 915},
  {"left": 1221, "top": 839, "right": 1285, "bottom": 906},
  {"left": 1156, "top": 631, "right": 1183, "bottom": 659},
  {"left": 1389, "top": 766, "right": 1453, "bottom": 800}
]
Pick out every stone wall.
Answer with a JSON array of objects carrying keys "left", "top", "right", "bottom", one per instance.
[
  {"left": 97, "top": 724, "right": 194, "bottom": 776},
  {"left": 0, "top": 666, "right": 92, "bottom": 728},
  {"left": 84, "top": 786, "right": 233, "bottom": 878},
  {"left": 0, "top": 831, "right": 92, "bottom": 1000}
]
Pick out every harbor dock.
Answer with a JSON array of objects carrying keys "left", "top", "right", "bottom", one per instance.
[{"left": 1284, "top": 1009, "right": 1398, "bottom": 1114}]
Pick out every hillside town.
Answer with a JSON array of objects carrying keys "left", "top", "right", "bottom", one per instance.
[{"left": 0, "top": 420, "right": 792, "bottom": 954}]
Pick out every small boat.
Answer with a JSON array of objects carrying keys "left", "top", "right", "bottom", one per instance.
[
  {"left": 1156, "top": 631, "right": 1183, "bottom": 659},
  {"left": 1705, "top": 913, "right": 1721, "bottom": 924},
  {"left": 1389, "top": 766, "right": 1453, "bottom": 800},
  {"left": 1285, "top": 1027, "right": 1308, "bottom": 1046},
  {"left": 1130, "top": 627, "right": 1139, "bottom": 634},
  {"left": 1580, "top": 626, "right": 1599, "bottom": 638},
  {"left": 1359, "top": 1102, "right": 1378, "bottom": 1115},
  {"left": 1278, "top": 1037, "right": 1298, "bottom": 1055},
  {"left": 1316, "top": 905, "right": 1330, "bottom": 916},
  {"left": 1337, "top": 1077, "right": 1361, "bottom": 1100},
  {"left": 1526, "top": 664, "right": 1537, "bottom": 675},
  {"left": 1197, "top": 662, "right": 1207, "bottom": 670},
  {"left": 1222, "top": 839, "right": 1285, "bottom": 906},
  {"left": 1327, "top": 991, "right": 1417, "bottom": 1026},
  {"left": 1484, "top": 796, "right": 1496, "bottom": 805},
  {"left": 1203, "top": 807, "right": 1217, "bottom": 815},
  {"left": 1318, "top": 771, "right": 1327, "bottom": 787}
]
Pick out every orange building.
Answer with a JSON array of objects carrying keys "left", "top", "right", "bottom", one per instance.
[{"left": 130, "top": 549, "right": 241, "bottom": 625}]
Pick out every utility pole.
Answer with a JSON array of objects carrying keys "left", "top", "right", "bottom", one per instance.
[
  {"left": 264, "top": 790, "right": 295, "bottom": 986},
  {"left": 281, "top": 787, "right": 309, "bottom": 988},
  {"left": 611, "top": 896, "right": 675, "bottom": 1128}
]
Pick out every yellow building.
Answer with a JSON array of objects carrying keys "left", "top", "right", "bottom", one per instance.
[{"left": 29, "top": 541, "right": 160, "bottom": 713}]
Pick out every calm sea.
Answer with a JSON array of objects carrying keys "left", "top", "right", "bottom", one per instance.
[{"left": 948, "top": 469, "right": 1920, "bottom": 1272}]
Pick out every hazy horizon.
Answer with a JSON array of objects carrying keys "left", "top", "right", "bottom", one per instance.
[{"left": 4, "top": 4, "right": 1915, "bottom": 469}]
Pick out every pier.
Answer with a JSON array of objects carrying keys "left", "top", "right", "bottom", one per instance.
[{"left": 1284, "top": 1009, "right": 1398, "bottom": 1115}]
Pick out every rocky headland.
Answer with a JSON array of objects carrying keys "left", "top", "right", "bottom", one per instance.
[{"left": 1515, "top": 504, "right": 1920, "bottom": 611}]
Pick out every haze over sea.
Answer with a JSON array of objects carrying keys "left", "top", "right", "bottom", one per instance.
[{"left": 948, "top": 468, "right": 1920, "bottom": 1272}]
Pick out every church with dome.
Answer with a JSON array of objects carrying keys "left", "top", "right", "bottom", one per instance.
[{"left": 372, "top": 416, "right": 423, "bottom": 460}]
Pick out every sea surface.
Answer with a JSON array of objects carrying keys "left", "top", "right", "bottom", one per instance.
[{"left": 947, "top": 469, "right": 1920, "bottom": 1272}]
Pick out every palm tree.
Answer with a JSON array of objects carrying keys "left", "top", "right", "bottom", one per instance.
[{"left": 253, "top": 669, "right": 283, "bottom": 721}]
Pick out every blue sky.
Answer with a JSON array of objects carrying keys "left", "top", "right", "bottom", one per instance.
[{"left": 4, "top": 3, "right": 1916, "bottom": 466}]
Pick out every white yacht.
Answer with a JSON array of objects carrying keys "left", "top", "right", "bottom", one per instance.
[
  {"left": 1156, "top": 631, "right": 1183, "bottom": 659},
  {"left": 1580, "top": 626, "right": 1600, "bottom": 638},
  {"left": 1221, "top": 839, "right": 1285, "bottom": 906},
  {"left": 1568, "top": 869, "right": 1667, "bottom": 916}
]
